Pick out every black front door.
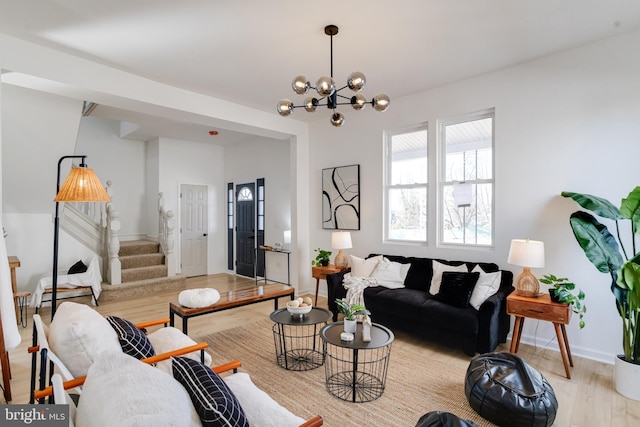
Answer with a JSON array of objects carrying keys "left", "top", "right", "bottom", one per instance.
[{"left": 236, "top": 183, "right": 255, "bottom": 277}]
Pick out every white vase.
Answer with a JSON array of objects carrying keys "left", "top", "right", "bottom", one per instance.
[
  {"left": 614, "top": 355, "right": 640, "bottom": 401},
  {"left": 343, "top": 319, "right": 357, "bottom": 334}
]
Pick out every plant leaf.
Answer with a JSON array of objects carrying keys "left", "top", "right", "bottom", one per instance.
[
  {"left": 620, "top": 186, "right": 640, "bottom": 236},
  {"left": 562, "top": 191, "right": 623, "bottom": 220},
  {"left": 569, "top": 211, "right": 623, "bottom": 273}
]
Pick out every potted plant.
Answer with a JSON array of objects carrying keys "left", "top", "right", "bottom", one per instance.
[
  {"left": 539, "top": 274, "right": 586, "bottom": 329},
  {"left": 311, "top": 248, "right": 332, "bottom": 267},
  {"left": 562, "top": 187, "right": 640, "bottom": 400},
  {"left": 335, "top": 298, "right": 371, "bottom": 333}
]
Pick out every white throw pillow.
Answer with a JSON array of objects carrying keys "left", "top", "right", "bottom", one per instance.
[
  {"left": 429, "top": 261, "right": 468, "bottom": 295},
  {"left": 371, "top": 258, "right": 406, "bottom": 289},
  {"left": 349, "top": 255, "right": 383, "bottom": 277},
  {"left": 48, "top": 302, "right": 122, "bottom": 378},
  {"left": 147, "top": 326, "right": 212, "bottom": 375},
  {"left": 469, "top": 265, "right": 502, "bottom": 310},
  {"left": 224, "top": 372, "right": 305, "bottom": 427},
  {"left": 178, "top": 288, "right": 220, "bottom": 308},
  {"left": 75, "top": 350, "right": 201, "bottom": 427}
]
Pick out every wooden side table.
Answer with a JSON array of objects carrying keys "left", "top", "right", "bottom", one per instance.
[
  {"left": 311, "top": 264, "right": 345, "bottom": 306},
  {"left": 507, "top": 292, "right": 573, "bottom": 379}
]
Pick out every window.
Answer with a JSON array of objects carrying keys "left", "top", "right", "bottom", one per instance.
[
  {"left": 439, "top": 111, "right": 494, "bottom": 247},
  {"left": 227, "top": 182, "right": 234, "bottom": 270},
  {"left": 384, "top": 126, "right": 428, "bottom": 242}
]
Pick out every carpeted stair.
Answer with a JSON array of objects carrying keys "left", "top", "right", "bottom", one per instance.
[{"left": 100, "top": 240, "right": 186, "bottom": 301}]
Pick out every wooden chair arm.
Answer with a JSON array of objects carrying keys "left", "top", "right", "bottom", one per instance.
[
  {"left": 34, "top": 342, "right": 209, "bottom": 400},
  {"left": 212, "top": 360, "right": 242, "bottom": 374},
  {"left": 300, "top": 415, "right": 323, "bottom": 427},
  {"left": 135, "top": 318, "right": 171, "bottom": 329}
]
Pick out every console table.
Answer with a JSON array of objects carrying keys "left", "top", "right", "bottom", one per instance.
[{"left": 255, "top": 246, "right": 291, "bottom": 286}]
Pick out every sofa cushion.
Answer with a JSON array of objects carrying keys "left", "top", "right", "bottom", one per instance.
[
  {"left": 365, "top": 288, "right": 430, "bottom": 322},
  {"left": 350, "top": 254, "right": 383, "bottom": 277},
  {"left": 75, "top": 350, "right": 202, "bottom": 427},
  {"left": 106, "top": 315, "right": 155, "bottom": 360},
  {"left": 419, "top": 299, "right": 480, "bottom": 334},
  {"left": 224, "top": 372, "right": 305, "bottom": 427},
  {"left": 48, "top": 302, "right": 122, "bottom": 378},
  {"left": 469, "top": 265, "right": 502, "bottom": 310},
  {"left": 430, "top": 260, "right": 469, "bottom": 295},
  {"left": 67, "top": 260, "right": 88, "bottom": 274},
  {"left": 172, "top": 356, "right": 249, "bottom": 427},
  {"left": 433, "top": 272, "right": 480, "bottom": 308}
]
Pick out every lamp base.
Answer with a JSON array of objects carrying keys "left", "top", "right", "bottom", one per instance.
[
  {"left": 334, "top": 249, "right": 348, "bottom": 269},
  {"left": 514, "top": 267, "right": 540, "bottom": 297}
]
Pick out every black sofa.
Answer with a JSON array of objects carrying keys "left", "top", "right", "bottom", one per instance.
[{"left": 327, "top": 254, "right": 514, "bottom": 356}]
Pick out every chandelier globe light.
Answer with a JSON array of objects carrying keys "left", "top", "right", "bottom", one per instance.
[{"left": 277, "top": 24, "right": 390, "bottom": 127}]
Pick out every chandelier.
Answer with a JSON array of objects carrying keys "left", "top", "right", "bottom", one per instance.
[{"left": 277, "top": 25, "right": 390, "bottom": 127}]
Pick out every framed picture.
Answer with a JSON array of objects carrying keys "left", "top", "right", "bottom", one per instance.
[{"left": 322, "top": 164, "right": 360, "bottom": 230}]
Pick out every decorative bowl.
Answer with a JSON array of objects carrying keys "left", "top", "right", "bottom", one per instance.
[{"left": 287, "top": 304, "right": 312, "bottom": 317}]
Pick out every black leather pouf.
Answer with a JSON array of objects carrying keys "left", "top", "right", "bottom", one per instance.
[
  {"left": 464, "top": 353, "right": 558, "bottom": 427},
  {"left": 415, "top": 411, "right": 479, "bottom": 427}
]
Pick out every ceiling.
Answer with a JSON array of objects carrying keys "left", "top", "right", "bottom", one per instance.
[{"left": 1, "top": 0, "right": 640, "bottom": 144}]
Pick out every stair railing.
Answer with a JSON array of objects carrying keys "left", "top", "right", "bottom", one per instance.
[
  {"left": 158, "top": 192, "right": 176, "bottom": 277},
  {"left": 105, "top": 203, "right": 121, "bottom": 285}
]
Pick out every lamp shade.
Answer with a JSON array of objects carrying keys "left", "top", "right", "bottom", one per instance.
[
  {"left": 331, "top": 231, "right": 352, "bottom": 250},
  {"left": 54, "top": 166, "right": 111, "bottom": 202},
  {"left": 507, "top": 239, "right": 545, "bottom": 268}
]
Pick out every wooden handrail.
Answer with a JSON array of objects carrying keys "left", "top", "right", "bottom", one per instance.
[
  {"left": 34, "top": 342, "right": 209, "bottom": 400},
  {"left": 212, "top": 360, "right": 241, "bottom": 374}
]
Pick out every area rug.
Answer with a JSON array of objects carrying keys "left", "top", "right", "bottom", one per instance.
[{"left": 199, "top": 319, "right": 494, "bottom": 427}]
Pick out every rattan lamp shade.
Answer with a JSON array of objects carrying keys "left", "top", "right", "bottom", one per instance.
[
  {"left": 508, "top": 239, "right": 545, "bottom": 297},
  {"left": 54, "top": 166, "right": 111, "bottom": 202}
]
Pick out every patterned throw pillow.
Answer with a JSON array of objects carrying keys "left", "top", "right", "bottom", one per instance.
[
  {"left": 106, "top": 316, "right": 155, "bottom": 360},
  {"left": 433, "top": 271, "right": 480, "bottom": 308},
  {"left": 172, "top": 356, "right": 249, "bottom": 427}
]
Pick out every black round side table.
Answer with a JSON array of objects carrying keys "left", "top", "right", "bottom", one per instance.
[
  {"left": 270, "top": 307, "right": 332, "bottom": 371},
  {"left": 320, "top": 321, "right": 394, "bottom": 402}
]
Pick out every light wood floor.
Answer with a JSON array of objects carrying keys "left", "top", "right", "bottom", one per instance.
[{"left": 3, "top": 273, "right": 640, "bottom": 426}]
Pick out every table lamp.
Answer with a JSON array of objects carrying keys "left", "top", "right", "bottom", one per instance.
[
  {"left": 283, "top": 230, "right": 291, "bottom": 251},
  {"left": 331, "top": 231, "right": 352, "bottom": 269},
  {"left": 508, "top": 238, "right": 545, "bottom": 297}
]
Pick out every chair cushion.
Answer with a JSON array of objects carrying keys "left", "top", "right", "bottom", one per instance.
[
  {"left": 147, "top": 327, "right": 212, "bottom": 375},
  {"left": 465, "top": 352, "right": 558, "bottom": 427},
  {"left": 224, "top": 372, "right": 305, "bottom": 427},
  {"left": 172, "top": 356, "right": 249, "bottom": 427},
  {"left": 106, "top": 316, "right": 155, "bottom": 360},
  {"left": 48, "top": 302, "right": 121, "bottom": 378},
  {"left": 75, "top": 350, "right": 201, "bottom": 427}
]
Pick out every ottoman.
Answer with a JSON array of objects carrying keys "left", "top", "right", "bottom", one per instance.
[
  {"left": 415, "top": 411, "right": 478, "bottom": 427},
  {"left": 465, "top": 353, "right": 557, "bottom": 427}
]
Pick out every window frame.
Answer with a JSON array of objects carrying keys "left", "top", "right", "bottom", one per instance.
[
  {"left": 383, "top": 123, "right": 429, "bottom": 245},
  {"left": 437, "top": 109, "right": 495, "bottom": 249}
]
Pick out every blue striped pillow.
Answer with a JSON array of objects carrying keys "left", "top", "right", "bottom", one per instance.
[
  {"left": 172, "top": 356, "right": 248, "bottom": 427},
  {"left": 106, "top": 316, "right": 155, "bottom": 360}
]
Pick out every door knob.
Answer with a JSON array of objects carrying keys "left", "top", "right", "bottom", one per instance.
[{"left": 203, "top": 233, "right": 208, "bottom": 236}]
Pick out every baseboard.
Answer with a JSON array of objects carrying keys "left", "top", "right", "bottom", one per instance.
[{"left": 509, "top": 331, "right": 615, "bottom": 365}]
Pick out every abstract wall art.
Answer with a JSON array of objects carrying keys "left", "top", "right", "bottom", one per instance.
[{"left": 322, "top": 164, "right": 360, "bottom": 230}]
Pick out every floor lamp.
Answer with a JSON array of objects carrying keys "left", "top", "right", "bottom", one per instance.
[{"left": 51, "top": 155, "right": 111, "bottom": 320}]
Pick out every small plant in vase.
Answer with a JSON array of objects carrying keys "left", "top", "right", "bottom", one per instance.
[
  {"left": 335, "top": 298, "right": 371, "bottom": 334},
  {"left": 311, "top": 248, "right": 332, "bottom": 267},
  {"left": 539, "top": 274, "right": 586, "bottom": 329}
]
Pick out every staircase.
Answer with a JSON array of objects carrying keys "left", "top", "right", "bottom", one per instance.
[{"left": 100, "top": 240, "right": 186, "bottom": 301}]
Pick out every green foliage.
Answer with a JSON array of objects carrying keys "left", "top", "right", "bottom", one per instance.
[
  {"left": 311, "top": 248, "right": 332, "bottom": 267},
  {"left": 335, "top": 298, "right": 371, "bottom": 320},
  {"left": 539, "top": 274, "right": 587, "bottom": 329},
  {"left": 562, "top": 186, "right": 640, "bottom": 363}
]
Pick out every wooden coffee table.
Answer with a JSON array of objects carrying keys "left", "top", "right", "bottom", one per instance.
[{"left": 169, "top": 284, "right": 294, "bottom": 334}]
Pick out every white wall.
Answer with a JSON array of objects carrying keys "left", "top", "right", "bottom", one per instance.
[
  {"left": 156, "top": 137, "right": 226, "bottom": 275},
  {"left": 308, "top": 29, "right": 640, "bottom": 363},
  {"left": 225, "top": 138, "right": 291, "bottom": 284},
  {"left": 76, "top": 117, "right": 147, "bottom": 239}
]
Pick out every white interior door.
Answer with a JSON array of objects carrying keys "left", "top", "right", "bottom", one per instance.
[{"left": 180, "top": 184, "right": 208, "bottom": 277}]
